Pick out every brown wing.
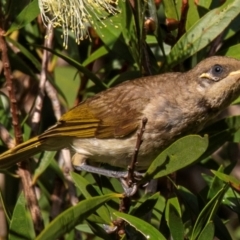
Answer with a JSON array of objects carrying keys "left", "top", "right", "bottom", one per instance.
[{"left": 41, "top": 79, "right": 151, "bottom": 139}]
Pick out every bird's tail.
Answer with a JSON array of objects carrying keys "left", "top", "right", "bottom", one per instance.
[{"left": 0, "top": 135, "right": 66, "bottom": 169}]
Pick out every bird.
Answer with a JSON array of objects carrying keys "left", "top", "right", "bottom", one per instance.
[{"left": 0, "top": 56, "right": 240, "bottom": 171}]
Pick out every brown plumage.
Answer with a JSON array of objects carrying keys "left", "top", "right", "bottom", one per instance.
[{"left": 1, "top": 56, "right": 240, "bottom": 169}]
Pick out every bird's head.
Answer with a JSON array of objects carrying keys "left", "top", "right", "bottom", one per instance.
[{"left": 192, "top": 56, "right": 240, "bottom": 109}]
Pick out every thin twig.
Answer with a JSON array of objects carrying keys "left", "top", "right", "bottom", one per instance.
[
  {"left": 64, "top": 167, "right": 79, "bottom": 206},
  {"left": 127, "top": 117, "right": 148, "bottom": 185},
  {"left": 50, "top": 177, "right": 64, "bottom": 219},
  {"left": 176, "top": 0, "right": 189, "bottom": 40},
  {"left": 128, "top": 0, "right": 135, "bottom": 9},
  {"left": 0, "top": 124, "right": 14, "bottom": 149},
  {"left": 116, "top": 118, "right": 147, "bottom": 235},
  {"left": 0, "top": 37, "right": 22, "bottom": 143},
  {"left": 45, "top": 81, "right": 62, "bottom": 120},
  {"left": 208, "top": 33, "right": 224, "bottom": 56},
  {"left": 0, "top": 28, "right": 43, "bottom": 233},
  {"left": 31, "top": 23, "right": 53, "bottom": 134}
]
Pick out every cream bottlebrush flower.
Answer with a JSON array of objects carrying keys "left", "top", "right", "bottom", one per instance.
[{"left": 38, "top": 0, "right": 119, "bottom": 48}]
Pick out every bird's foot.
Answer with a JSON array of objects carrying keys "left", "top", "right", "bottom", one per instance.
[{"left": 73, "top": 162, "right": 143, "bottom": 196}]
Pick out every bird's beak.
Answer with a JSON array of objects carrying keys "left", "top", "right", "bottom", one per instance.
[
  {"left": 199, "top": 73, "right": 211, "bottom": 79},
  {"left": 229, "top": 69, "right": 240, "bottom": 76}
]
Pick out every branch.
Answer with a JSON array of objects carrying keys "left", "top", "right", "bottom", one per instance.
[
  {"left": 127, "top": 117, "right": 148, "bottom": 185},
  {"left": 31, "top": 23, "right": 54, "bottom": 133},
  {"left": 0, "top": 28, "right": 43, "bottom": 233}
]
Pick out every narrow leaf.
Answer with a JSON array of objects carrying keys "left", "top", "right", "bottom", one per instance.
[
  {"left": 32, "top": 152, "right": 57, "bottom": 184},
  {"left": 36, "top": 193, "right": 121, "bottom": 240},
  {"left": 71, "top": 172, "right": 120, "bottom": 224},
  {"left": 167, "top": 0, "right": 240, "bottom": 67},
  {"left": 191, "top": 184, "right": 229, "bottom": 240},
  {"left": 34, "top": 45, "right": 107, "bottom": 90},
  {"left": 211, "top": 170, "right": 240, "bottom": 192},
  {"left": 9, "top": 192, "right": 35, "bottom": 240},
  {"left": 198, "top": 222, "right": 214, "bottom": 240},
  {"left": 207, "top": 166, "right": 225, "bottom": 199},
  {"left": 165, "top": 197, "right": 184, "bottom": 240},
  {"left": 7, "top": 0, "right": 39, "bottom": 34},
  {"left": 114, "top": 211, "right": 166, "bottom": 240},
  {"left": 0, "top": 189, "right": 10, "bottom": 223}
]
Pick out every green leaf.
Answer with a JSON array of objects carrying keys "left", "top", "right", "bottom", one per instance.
[
  {"left": 71, "top": 172, "right": 103, "bottom": 197},
  {"left": 9, "top": 192, "right": 35, "bottom": 240},
  {"left": 32, "top": 151, "right": 57, "bottom": 184},
  {"left": 207, "top": 165, "right": 225, "bottom": 199},
  {"left": 8, "top": 46, "right": 37, "bottom": 81},
  {"left": 218, "top": 43, "right": 240, "bottom": 60},
  {"left": 35, "top": 45, "right": 107, "bottom": 90},
  {"left": 177, "top": 186, "right": 199, "bottom": 215},
  {"left": 222, "top": 187, "right": 240, "bottom": 214},
  {"left": 191, "top": 184, "right": 229, "bottom": 240},
  {"left": 225, "top": 116, "right": 240, "bottom": 142},
  {"left": 130, "top": 192, "right": 163, "bottom": 218},
  {"left": 75, "top": 223, "right": 93, "bottom": 234},
  {"left": 165, "top": 197, "right": 184, "bottom": 240},
  {"left": 92, "top": 9, "right": 135, "bottom": 64},
  {"left": 119, "top": 0, "right": 140, "bottom": 66},
  {"left": 199, "top": 115, "right": 240, "bottom": 162},
  {"left": 152, "top": 192, "right": 166, "bottom": 227},
  {"left": 198, "top": 221, "right": 215, "bottom": 240},
  {"left": 36, "top": 193, "right": 121, "bottom": 240},
  {"left": 162, "top": 0, "right": 179, "bottom": 21},
  {"left": 7, "top": 37, "right": 41, "bottom": 70},
  {"left": 222, "top": 14, "right": 240, "bottom": 41},
  {"left": 214, "top": 216, "right": 232, "bottom": 240},
  {"left": 186, "top": 1, "right": 200, "bottom": 30},
  {"left": 211, "top": 170, "right": 240, "bottom": 192},
  {"left": 165, "top": 196, "right": 182, "bottom": 218},
  {"left": 166, "top": 0, "right": 240, "bottom": 67},
  {"left": 6, "top": 38, "right": 68, "bottom": 104},
  {"left": 114, "top": 211, "right": 166, "bottom": 240},
  {"left": 0, "top": 189, "right": 10, "bottom": 223},
  {"left": 100, "top": 175, "right": 123, "bottom": 195},
  {"left": 54, "top": 66, "right": 80, "bottom": 106},
  {"left": 197, "top": 0, "right": 213, "bottom": 9},
  {"left": 85, "top": 221, "right": 115, "bottom": 240},
  {"left": 82, "top": 46, "right": 108, "bottom": 67},
  {"left": 143, "top": 135, "right": 208, "bottom": 181},
  {"left": 71, "top": 172, "right": 120, "bottom": 224},
  {"left": 7, "top": 0, "right": 40, "bottom": 34}
]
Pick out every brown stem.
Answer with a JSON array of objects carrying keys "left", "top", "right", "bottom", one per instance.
[
  {"left": 208, "top": 33, "right": 224, "bottom": 56},
  {"left": 115, "top": 118, "right": 147, "bottom": 236},
  {"left": 0, "top": 35, "right": 22, "bottom": 143},
  {"left": 31, "top": 23, "right": 54, "bottom": 134},
  {"left": 45, "top": 80, "right": 62, "bottom": 120},
  {"left": 127, "top": 117, "right": 148, "bottom": 185},
  {"left": 0, "top": 124, "right": 14, "bottom": 149},
  {"left": 176, "top": 0, "right": 189, "bottom": 41},
  {"left": 0, "top": 30, "right": 43, "bottom": 233}
]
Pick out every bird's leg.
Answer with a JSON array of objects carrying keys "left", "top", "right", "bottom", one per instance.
[
  {"left": 73, "top": 161, "right": 144, "bottom": 196},
  {"left": 74, "top": 161, "right": 129, "bottom": 178}
]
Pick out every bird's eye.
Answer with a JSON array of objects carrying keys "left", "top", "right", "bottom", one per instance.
[{"left": 212, "top": 65, "right": 223, "bottom": 76}]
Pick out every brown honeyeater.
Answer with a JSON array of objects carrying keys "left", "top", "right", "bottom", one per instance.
[{"left": 1, "top": 56, "right": 240, "bottom": 170}]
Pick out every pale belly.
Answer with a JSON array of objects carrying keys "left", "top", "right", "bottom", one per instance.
[{"left": 71, "top": 132, "right": 165, "bottom": 170}]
